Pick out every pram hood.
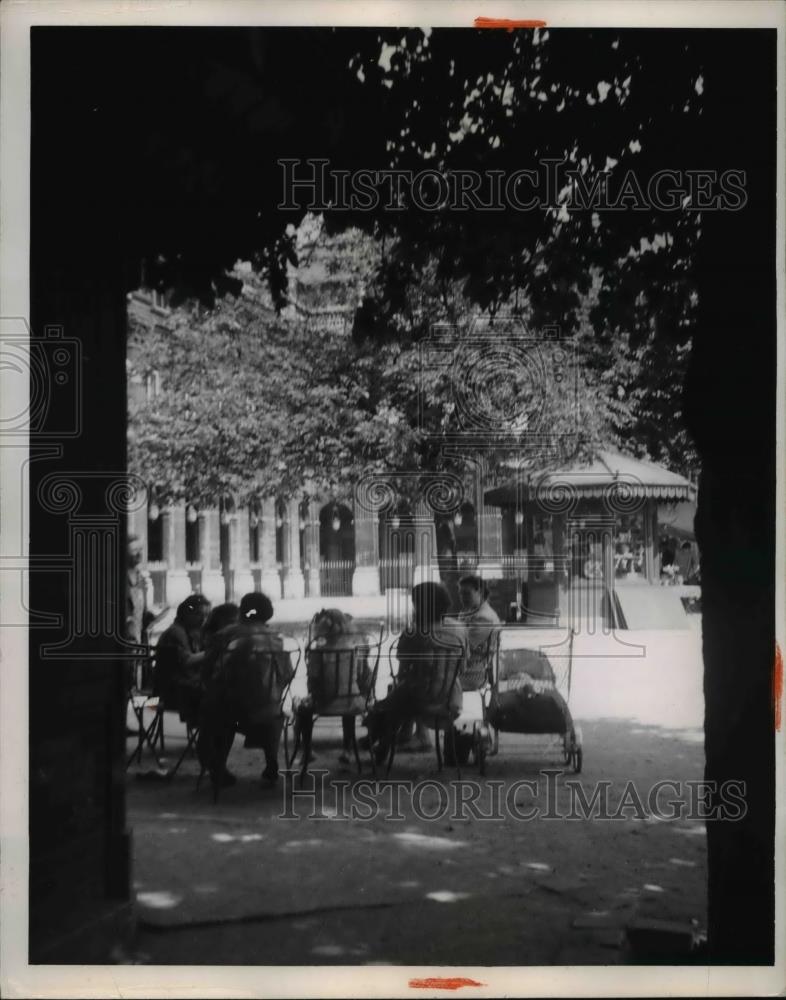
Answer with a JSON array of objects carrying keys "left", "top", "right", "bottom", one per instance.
[{"left": 496, "top": 626, "right": 574, "bottom": 688}]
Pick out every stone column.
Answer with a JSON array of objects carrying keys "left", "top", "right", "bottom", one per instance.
[
  {"left": 645, "top": 500, "right": 658, "bottom": 583},
  {"left": 281, "top": 498, "right": 305, "bottom": 599},
  {"left": 162, "top": 502, "right": 192, "bottom": 605},
  {"left": 199, "top": 508, "right": 225, "bottom": 605},
  {"left": 304, "top": 500, "right": 322, "bottom": 598},
  {"left": 351, "top": 500, "right": 380, "bottom": 596},
  {"left": 477, "top": 502, "right": 503, "bottom": 578},
  {"left": 232, "top": 507, "right": 256, "bottom": 598},
  {"left": 259, "top": 497, "right": 282, "bottom": 598},
  {"left": 411, "top": 500, "right": 439, "bottom": 589}
]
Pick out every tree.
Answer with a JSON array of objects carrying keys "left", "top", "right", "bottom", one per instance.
[{"left": 130, "top": 227, "right": 654, "bottom": 509}]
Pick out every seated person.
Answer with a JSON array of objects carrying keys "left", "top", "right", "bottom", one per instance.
[
  {"left": 615, "top": 542, "right": 634, "bottom": 577},
  {"left": 366, "top": 582, "right": 467, "bottom": 764},
  {"left": 202, "top": 602, "right": 240, "bottom": 653},
  {"left": 200, "top": 592, "right": 294, "bottom": 788},
  {"left": 295, "top": 608, "right": 374, "bottom": 766},
  {"left": 455, "top": 574, "right": 500, "bottom": 682},
  {"left": 154, "top": 594, "right": 211, "bottom": 721},
  {"left": 583, "top": 542, "right": 604, "bottom": 580}
]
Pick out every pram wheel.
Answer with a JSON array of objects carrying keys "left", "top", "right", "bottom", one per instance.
[
  {"left": 565, "top": 728, "right": 584, "bottom": 774},
  {"left": 564, "top": 727, "right": 583, "bottom": 773},
  {"left": 473, "top": 725, "right": 488, "bottom": 776},
  {"left": 444, "top": 727, "right": 473, "bottom": 766}
]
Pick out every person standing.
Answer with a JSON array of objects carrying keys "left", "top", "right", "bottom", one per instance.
[
  {"left": 126, "top": 534, "right": 148, "bottom": 645},
  {"left": 126, "top": 533, "right": 153, "bottom": 693}
]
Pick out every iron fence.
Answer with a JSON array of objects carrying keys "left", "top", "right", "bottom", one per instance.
[
  {"left": 379, "top": 555, "right": 416, "bottom": 594},
  {"left": 318, "top": 558, "right": 355, "bottom": 598}
]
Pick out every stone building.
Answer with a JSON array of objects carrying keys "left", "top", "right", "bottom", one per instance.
[{"left": 126, "top": 221, "right": 513, "bottom": 611}]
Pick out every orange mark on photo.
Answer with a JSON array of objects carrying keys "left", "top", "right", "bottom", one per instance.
[
  {"left": 409, "top": 978, "right": 486, "bottom": 991},
  {"left": 474, "top": 17, "right": 547, "bottom": 30},
  {"left": 774, "top": 641, "right": 783, "bottom": 732}
]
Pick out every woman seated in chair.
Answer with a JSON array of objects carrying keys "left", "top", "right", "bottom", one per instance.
[
  {"left": 154, "top": 595, "right": 212, "bottom": 721},
  {"left": 455, "top": 574, "right": 500, "bottom": 679},
  {"left": 200, "top": 592, "right": 294, "bottom": 789},
  {"left": 366, "top": 582, "right": 467, "bottom": 765}
]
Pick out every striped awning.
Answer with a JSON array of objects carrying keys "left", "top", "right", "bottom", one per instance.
[{"left": 485, "top": 450, "right": 696, "bottom": 506}]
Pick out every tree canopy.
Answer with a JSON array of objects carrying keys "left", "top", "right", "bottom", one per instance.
[
  {"left": 39, "top": 27, "right": 701, "bottom": 327},
  {"left": 129, "top": 216, "right": 697, "bottom": 505}
]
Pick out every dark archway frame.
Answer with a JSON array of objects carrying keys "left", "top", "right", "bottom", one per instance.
[{"left": 28, "top": 27, "right": 777, "bottom": 965}]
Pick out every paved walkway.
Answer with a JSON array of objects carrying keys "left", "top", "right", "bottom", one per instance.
[
  {"left": 127, "top": 626, "right": 706, "bottom": 965},
  {"left": 128, "top": 729, "right": 706, "bottom": 963}
]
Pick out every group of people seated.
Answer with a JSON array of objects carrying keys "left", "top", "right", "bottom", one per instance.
[
  {"left": 151, "top": 574, "right": 501, "bottom": 790},
  {"left": 155, "top": 591, "right": 291, "bottom": 789}
]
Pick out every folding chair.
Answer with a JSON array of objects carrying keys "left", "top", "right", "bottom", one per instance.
[
  {"left": 382, "top": 634, "right": 467, "bottom": 779},
  {"left": 205, "top": 636, "right": 301, "bottom": 802},
  {"left": 125, "top": 650, "right": 165, "bottom": 770},
  {"left": 288, "top": 622, "right": 384, "bottom": 778}
]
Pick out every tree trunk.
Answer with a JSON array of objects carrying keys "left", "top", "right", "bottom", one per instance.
[{"left": 685, "top": 31, "right": 777, "bottom": 963}]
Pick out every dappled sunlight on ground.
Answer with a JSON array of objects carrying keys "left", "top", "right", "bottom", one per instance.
[
  {"left": 136, "top": 891, "right": 182, "bottom": 909},
  {"left": 209, "top": 831, "right": 266, "bottom": 843},
  {"left": 128, "top": 662, "right": 709, "bottom": 964},
  {"left": 391, "top": 830, "right": 467, "bottom": 850},
  {"left": 278, "top": 838, "right": 326, "bottom": 851}
]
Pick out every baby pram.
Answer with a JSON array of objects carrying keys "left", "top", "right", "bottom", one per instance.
[{"left": 486, "top": 626, "right": 583, "bottom": 772}]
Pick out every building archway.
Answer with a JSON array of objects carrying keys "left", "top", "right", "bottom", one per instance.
[{"left": 319, "top": 501, "right": 355, "bottom": 596}]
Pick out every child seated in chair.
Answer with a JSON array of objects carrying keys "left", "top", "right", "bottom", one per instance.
[{"left": 292, "top": 608, "right": 374, "bottom": 767}]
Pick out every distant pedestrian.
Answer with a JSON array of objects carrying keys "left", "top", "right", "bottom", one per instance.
[
  {"left": 126, "top": 533, "right": 153, "bottom": 692},
  {"left": 126, "top": 534, "right": 148, "bottom": 645}
]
